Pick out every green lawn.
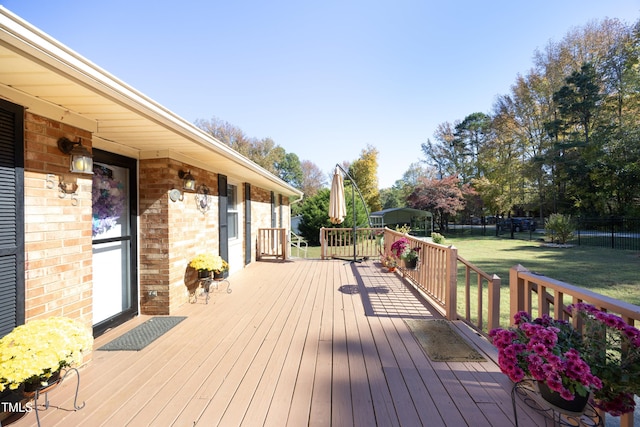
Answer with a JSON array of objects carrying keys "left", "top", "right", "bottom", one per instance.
[{"left": 447, "top": 235, "right": 640, "bottom": 306}]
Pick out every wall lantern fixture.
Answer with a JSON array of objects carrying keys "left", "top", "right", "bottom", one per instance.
[
  {"left": 57, "top": 137, "right": 93, "bottom": 174},
  {"left": 178, "top": 170, "right": 196, "bottom": 191}
]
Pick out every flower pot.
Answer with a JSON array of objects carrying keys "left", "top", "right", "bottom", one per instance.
[
  {"left": 0, "top": 383, "right": 25, "bottom": 404},
  {"left": 404, "top": 258, "right": 418, "bottom": 269},
  {"left": 23, "top": 370, "right": 62, "bottom": 398},
  {"left": 537, "top": 382, "right": 589, "bottom": 414},
  {"left": 387, "top": 266, "right": 396, "bottom": 272},
  {"left": 1, "top": 384, "right": 27, "bottom": 424},
  {"left": 213, "top": 271, "right": 224, "bottom": 280},
  {"left": 198, "top": 270, "right": 211, "bottom": 279}
]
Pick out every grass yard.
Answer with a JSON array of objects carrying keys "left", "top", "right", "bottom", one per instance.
[
  {"left": 448, "top": 235, "right": 640, "bottom": 306},
  {"left": 447, "top": 235, "right": 640, "bottom": 329}
]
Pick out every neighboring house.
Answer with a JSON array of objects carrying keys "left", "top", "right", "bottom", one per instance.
[
  {"left": 0, "top": 8, "right": 303, "bottom": 338},
  {"left": 370, "top": 207, "right": 433, "bottom": 236}
]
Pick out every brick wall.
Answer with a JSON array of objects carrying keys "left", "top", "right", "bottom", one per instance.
[
  {"left": 139, "top": 160, "right": 221, "bottom": 313},
  {"left": 23, "top": 112, "right": 93, "bottom": 329}
]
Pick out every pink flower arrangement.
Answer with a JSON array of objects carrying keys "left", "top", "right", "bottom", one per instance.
[
  {"left": 390, "top": 237, "right": 410, "bottom": 258},
  {"left": 570, "top": 303, "right": 640, "bottom": 416},
  {"left": 490, "top": 312, "right": 602, "bottom": 401}
]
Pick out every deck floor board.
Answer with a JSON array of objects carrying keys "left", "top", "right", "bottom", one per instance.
[{"left": 5, "top": 259, "right": 548, "bottom": 427}]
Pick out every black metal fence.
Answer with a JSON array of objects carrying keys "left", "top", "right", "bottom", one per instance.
[
  {"left": 571, "top": 217, "right": 640, "bottom": 251},
  {"left": 441, "top": 217, "right": 640, "bottom": 251}
]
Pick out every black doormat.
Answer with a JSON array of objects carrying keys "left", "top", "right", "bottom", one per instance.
[
  {"left": 405, "top": 319, "right": 486, "bottom": 362},
  {"left": 98, "top": 316, "right": 186, "bottom": 351}
]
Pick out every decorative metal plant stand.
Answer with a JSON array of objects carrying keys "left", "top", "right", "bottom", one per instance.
[
  {"left": 512, "top": 379, "right": 602, "bottom": 427},
  {"left": 30, "top": 367, "right": 84, "bottom": 427},
  {"left": 191, "top": 275, "right": 232, "bottom": 304}
]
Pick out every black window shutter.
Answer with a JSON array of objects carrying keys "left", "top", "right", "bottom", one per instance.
[
  {"left": 0, "top": 99, "right": 24, "bottom": 337},
  {"left": 244, "top": 183, "right": 251, "bottom": 265},
  {"left": 218, "top": 174, "right": 228, "bottom": 261}
]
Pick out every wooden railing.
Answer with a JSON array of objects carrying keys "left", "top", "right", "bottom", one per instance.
[
  {"left": 383, "top": 229, "right": 459, "bottom": 321},
  {"left": 510, "top": 264, "right": 640, "bottom": 427},
  {"left": 257, "top": 228, "right": 287, "bottom": 260},
  {"left": 320, "top": 227, "right": 501, "bottom": 330},
  {"left": 319, "top": 227, "right": 382, "bottom": 260},
  {"left": 509, "top": 264, "right": 640, "bottom": 327},
  {"left": 458, "top": 254, "right": 501, "bottom": 332}
]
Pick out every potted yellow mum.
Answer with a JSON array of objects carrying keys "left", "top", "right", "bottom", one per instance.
[
  {"left": 189, "top": 252, "right": 229, "bottom": 278},
  {"left": 0, "top": 317, "right": 93, "bottom": 395}
]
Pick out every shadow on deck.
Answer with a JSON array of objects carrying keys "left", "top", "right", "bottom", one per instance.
[{"left": 4, "top": 259, "right": 554, "bottom": 426}]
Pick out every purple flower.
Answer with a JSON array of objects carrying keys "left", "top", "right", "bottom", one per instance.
[
  {"left": 513, "top": 311, "right": 531, "bottom": 325},
  {"left": 390, "top": 238, "right": 410, "bottom": 258},
  {"left": 491, "top": 310, "right": 605, "bottom": 408}
]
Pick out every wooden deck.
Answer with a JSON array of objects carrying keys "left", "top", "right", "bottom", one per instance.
[{"left": 5, "top": 259, "right": 548, "bottom": 427}]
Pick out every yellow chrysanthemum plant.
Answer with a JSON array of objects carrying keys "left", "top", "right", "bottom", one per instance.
[
  {"left": 0, "top": 317, "right": 94, "bottom": 392},
  {"left": 189, "top": 252, "right": 229, "bottom": 274}
]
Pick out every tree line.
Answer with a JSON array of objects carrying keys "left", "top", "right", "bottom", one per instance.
[
  {"left": 193, "top": 118, "right": 381, "bottom": 243},
  {"left": 194, "top": 116, "right": 327, "bottom": 198},
  {"left": 419, "top": 17, "right": 640, "bottom": 221}
]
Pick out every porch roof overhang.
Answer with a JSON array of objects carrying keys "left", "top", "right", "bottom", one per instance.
[{"left": 0, "top": 7, "right": 303, "bottom": 200}]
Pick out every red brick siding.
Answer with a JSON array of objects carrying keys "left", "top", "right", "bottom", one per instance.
[
  {"left": 23, "top": 112, "right": 93, "bottom": 330},
  {"left": 139, "top": 161, "right": 222, "bottom": 313}
]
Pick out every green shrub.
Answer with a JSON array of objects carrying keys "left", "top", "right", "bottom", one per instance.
[
  {"left": 431, "top": 232, "right": 445, "bottom": 244},
  {"left": 545, "top": 213, "right": 575, "bottom": 244}
]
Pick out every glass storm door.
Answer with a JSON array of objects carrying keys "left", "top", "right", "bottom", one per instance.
[{"left": 91, "top": 151, "right": 137, "bottom": 335}]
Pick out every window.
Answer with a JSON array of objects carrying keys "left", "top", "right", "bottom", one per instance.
[{"left": 227, "top": 184, "right": 238, "bottom": 239}]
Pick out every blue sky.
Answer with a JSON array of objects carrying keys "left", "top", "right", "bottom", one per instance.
[{"left": 3, "top": 1, "right": 639, "bottom": 188}]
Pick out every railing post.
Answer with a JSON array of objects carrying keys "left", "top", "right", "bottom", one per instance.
[
  {"left": 488, "top": 274, "right": 501, "bottom": 331},
  {"left": 257, "top": 229, "right": 262, "bottom": 261},
  {"left": 281, "top": 228, "right": 287, "bottom": 260},
  {"left": 509, "top": 264, "right": 529, "bottom": 324},
  {"left": 445, "top": 245, "right": 458, "bottom": 321},
  {"left": 320, "top": 228, "right": 326, "bottom": 260},
  {"left": 620, "top": 411, "right": 632, "bottom": 427}
]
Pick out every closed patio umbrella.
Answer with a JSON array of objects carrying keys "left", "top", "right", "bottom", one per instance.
[{"left": 329, "top": 167, "right": 346, "bottom": 225}]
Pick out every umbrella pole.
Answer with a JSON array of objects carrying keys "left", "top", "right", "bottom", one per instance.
[{"left": 352, "top": 181, "right": 357, "bottom": 262}]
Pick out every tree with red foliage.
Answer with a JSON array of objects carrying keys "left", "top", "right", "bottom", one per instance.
[{"left": 407, "top": 176, "right": 475, "bottom": 231}]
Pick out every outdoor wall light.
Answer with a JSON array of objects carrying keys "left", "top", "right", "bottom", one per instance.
[
  {"left": 57, "top": 137, "right": 93, "bottom": 174},
  {"left": 178, "top": 170, "right": 196, "bottom": 191}
]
